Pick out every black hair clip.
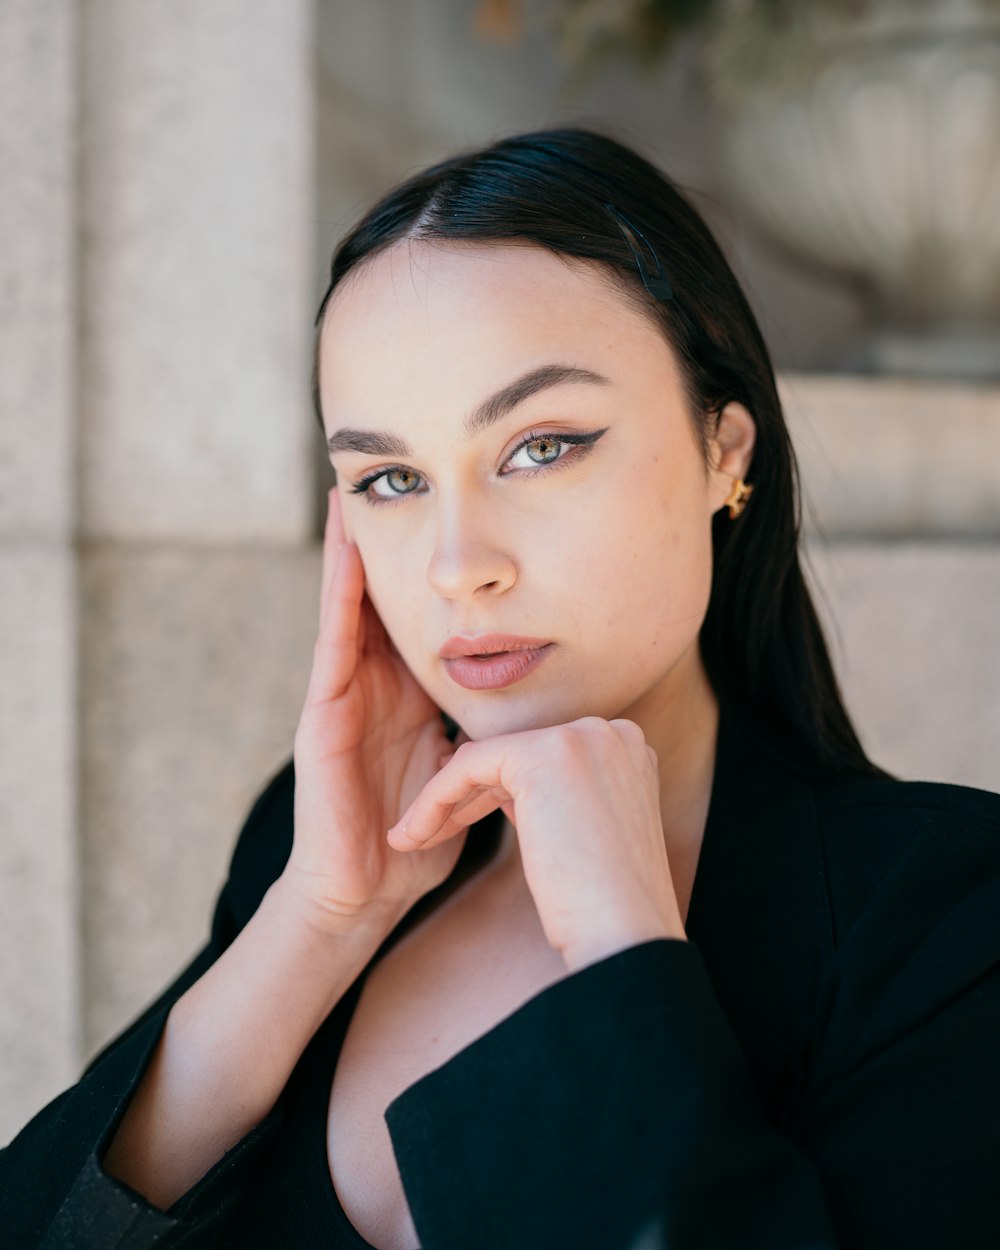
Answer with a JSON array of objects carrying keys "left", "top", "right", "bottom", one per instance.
[{"left": 605, "top": 203, "right": 674, "bottom": 303}]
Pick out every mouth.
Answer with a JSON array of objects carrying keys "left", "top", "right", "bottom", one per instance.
[
  {"left": 439, "top": 634, "right": 553, "bottom": 660},
  {"left": 439, "top": 635, "right": 554, "bottom": 691}
]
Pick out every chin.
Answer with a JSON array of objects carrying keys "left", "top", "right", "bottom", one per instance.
[{"left": 444, "top": 688, "right": 610, "bottom": 742}]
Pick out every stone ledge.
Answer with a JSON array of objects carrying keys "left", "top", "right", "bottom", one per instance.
[
  {"left": 806, "top": 539, "right": 1000, "bottom": 792},
  {"left": 780, "top": 373, "right": 1000, "bottom": 536}
]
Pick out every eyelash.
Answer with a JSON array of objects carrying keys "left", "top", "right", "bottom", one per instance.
[{"left": 348, "top": 428, "right": 609, "bottom": 508}]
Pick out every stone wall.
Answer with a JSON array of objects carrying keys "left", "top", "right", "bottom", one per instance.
[
  {"left": 1, "top": 0, "right": 82, "bottom": 1145},
  {"left": 0, "top": 0, "right": 317, "bottom": 1142},
  {"left": 1, "top": 0, "right": 997, "bottom": 1148}
]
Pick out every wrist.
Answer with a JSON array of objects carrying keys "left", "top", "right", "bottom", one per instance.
[
  {"left": 561, "top": 919, "right": 685, "bottom": 974},
  {"left": 268, "top": 869, "right": 406, "bottom": 948}
]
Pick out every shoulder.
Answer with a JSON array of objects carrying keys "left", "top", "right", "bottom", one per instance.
[
  {"left": 806, "top": 770, "right": 1000, "bottom": 947},
  {"left": 219, "top": 758, "right": 296, "bottom": 934},
  {"left": 810, "top": 770, "right": 1000, "bottom": 857},
  {"left": 795, "top": 772, "right": 1000, "bottom": 1096},
  {"left": 816, "top": 771, "right": 1000, "bottom": 828}
]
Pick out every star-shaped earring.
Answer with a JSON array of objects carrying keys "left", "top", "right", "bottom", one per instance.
[{"left": 724, "top": 478, "right": 754, "bottom": 520}]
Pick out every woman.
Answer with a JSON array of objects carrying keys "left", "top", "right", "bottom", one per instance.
[{"left": 4, "top": 128, "right": 999, "bottom": 1250}]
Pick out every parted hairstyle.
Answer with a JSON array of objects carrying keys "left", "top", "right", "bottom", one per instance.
[{"left": 312, "top": 127, "right": 885, "bottom": 781}]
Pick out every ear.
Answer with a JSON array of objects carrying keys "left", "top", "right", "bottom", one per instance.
[{"left": 706, "top": 402, "right": 756, "bottom": 516}]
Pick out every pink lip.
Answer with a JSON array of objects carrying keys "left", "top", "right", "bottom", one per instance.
[
  {"left": 439, "top": 634, "right": 552, "bottom": 659},
  {"left": 439, "top": 635, "right": 554, "bottom": 691}
]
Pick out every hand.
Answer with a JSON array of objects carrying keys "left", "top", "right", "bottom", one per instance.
[
  {"left": 387, "top": 717, "right": 686, "bottom": 969},
  {"left": 284, "top": 489, "right": 468, "bottom": 933}
]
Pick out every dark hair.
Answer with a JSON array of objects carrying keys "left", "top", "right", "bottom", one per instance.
[{"left": 313, "top": 127, "right": 885, "bottom": 781}]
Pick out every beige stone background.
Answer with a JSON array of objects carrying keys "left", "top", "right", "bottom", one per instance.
[{"left": 1, "top": 0, "right": 997, "bottom": 1146}]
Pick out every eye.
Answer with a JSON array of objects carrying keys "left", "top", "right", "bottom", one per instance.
[
  {"left": 350, "top": 466, "right": 426, "bottom": 504},
  {"left": 349, "top": 427, "right": 608, "bottom": 507},
  {"left": 507, "top": 435, "right": 565, "bottom": 469},
  {"left": 371, "top": 468, "right": 421, "bottom": 497},
  {"left": 502, "top": 428, "right": 608, "bottom": 474}
]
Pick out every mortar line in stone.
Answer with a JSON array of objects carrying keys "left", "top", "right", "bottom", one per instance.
[{"left": 69, "top": 0, "right": 90, "bottom": 1073}]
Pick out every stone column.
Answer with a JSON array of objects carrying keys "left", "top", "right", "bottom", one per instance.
[
  {"left": 0, "top": 0, "right": 81, "bottom": 1143},
  {"left": 76, "top": 0, "right": 318, "bottom": 1054}
]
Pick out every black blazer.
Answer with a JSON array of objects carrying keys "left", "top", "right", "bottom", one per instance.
[{"left": 4, "top": 713, "right": 1000, "bottom": 1249}]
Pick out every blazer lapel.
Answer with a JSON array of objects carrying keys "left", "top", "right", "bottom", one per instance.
[{"left": 685, "top": 711, "right": 833, "bottom": 1111}]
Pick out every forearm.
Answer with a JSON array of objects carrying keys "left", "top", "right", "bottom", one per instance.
[{"left": 102, "top": 873, "right": 401, "bottom": 1210}]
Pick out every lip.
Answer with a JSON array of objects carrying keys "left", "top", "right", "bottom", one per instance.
[
  {"left": 439, "top": 635, "right": 555, "bottom": 691},
  {"left": 439, "top": 634, "right": 553, "bottom": 659}
]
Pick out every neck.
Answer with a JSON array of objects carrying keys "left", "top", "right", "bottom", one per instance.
[{"left": 627, "top": 641, "right": 720, "bottom": 851}]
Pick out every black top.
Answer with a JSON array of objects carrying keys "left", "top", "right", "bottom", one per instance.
[{"left": 4, "top": 713, "right": 1000, "bottom": 1249}]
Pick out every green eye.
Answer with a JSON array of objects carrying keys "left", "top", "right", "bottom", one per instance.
[
  {"left": 525, "top": 438, "right": 562, "bottom": 464},
  {"left": 504, "top": 427, "right": 609, "bottom": 475},
  {"left": 373, "top": 469, "right": 420, "bottom": 496}
]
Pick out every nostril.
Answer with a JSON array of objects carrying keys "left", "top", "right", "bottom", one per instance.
[{"left": 425, "top": 542, "right": 517, "bottom": 600}]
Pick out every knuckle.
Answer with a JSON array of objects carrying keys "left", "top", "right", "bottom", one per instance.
[
  {"left": 541, "top": 724, "right": 585, "bottom": 763},
  {"left": 451, "top": 739, "right": 474, "bottom": 764}
]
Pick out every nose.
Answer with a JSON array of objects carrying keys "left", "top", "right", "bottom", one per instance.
[{"left": 425, "top": 501, "right": 517, "bottom": 601}]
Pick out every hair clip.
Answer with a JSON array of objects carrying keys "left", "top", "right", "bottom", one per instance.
[{"left": 605, "top": 203, "right": 674, "bottom": 302}]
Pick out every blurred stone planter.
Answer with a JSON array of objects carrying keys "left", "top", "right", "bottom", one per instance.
[{"left": 704, "top": 0, "right": 1000, "bottom": 378}]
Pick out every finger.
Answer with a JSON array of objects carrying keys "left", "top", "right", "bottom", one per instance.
[
  {"left": 388, "top": 741, "right": 508, "bottom": 849},
  {"left": 320, "top": 488, "right": 347, "bottom": 631},
  {"left": 609, "top": 717, "right": 646, "bottom": 745},
  {"left": 359, "top": 588, "right": 399, "bottom": 658},
  {"left": 436, "top": 727, "right": 471, "bottom": 770},
  {"left": 306, "top": 537, "right": 365, "bottom": 704},
  {"left": 344, "top": 541, "right": 395, "bottom": 660},
  {"left": 441, "top": 786, "right": 510, "bottom": 836},
  {"left": 389, "top": 784, "right": 509, "bottom": 851}
]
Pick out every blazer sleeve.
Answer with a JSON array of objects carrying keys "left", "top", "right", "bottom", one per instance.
[
  {"left": 384, "top": 798, "right": 1000, "bottom": 1250},
  {"left": 0, "top": 760, "right": 296, "bottom": 1250}
]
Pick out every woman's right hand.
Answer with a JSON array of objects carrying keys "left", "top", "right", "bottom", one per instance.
[{"left": 282, "top": 488, "right": 468, "bottom": 933}]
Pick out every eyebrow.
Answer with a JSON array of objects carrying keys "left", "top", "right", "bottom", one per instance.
[{"left": 325, "top": 364, "right": 610, "bottom": 457}]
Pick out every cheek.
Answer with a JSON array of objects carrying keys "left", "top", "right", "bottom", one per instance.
[
  {"left": 627, "top": 535, "right": 711, "bottom": 639},
  {"left": 355, "top": 538, "right": 425, "bottom": 653},
  {"left": 647, "top": 526, "right": 713, "bottom": 642},
  {"left": 584, "top": 487, "right": 714, "bottom": 651}
]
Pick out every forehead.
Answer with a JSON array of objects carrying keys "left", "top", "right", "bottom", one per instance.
[
  {"left": 317, "top": 240, "right": 674, "bottom": 419},
  {"left": 327, "top": 238, "right": 631, "bottom": 312}
]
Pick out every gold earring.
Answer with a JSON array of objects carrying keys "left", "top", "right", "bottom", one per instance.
[{"left": 724, "top": 478, "right": 754, "bottom": 520}]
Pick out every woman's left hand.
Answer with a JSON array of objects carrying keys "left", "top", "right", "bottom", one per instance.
[{"left": 387, "top": 717, "right": 686, "bottom": 970}]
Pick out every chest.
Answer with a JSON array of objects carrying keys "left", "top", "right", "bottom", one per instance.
[{"left": 326, "top": 865, "right": 568, "bottom": 1250}]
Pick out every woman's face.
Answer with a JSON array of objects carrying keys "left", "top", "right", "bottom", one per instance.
[{"left": 319, "top": 240, "right": 737, "bottom": 743}]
